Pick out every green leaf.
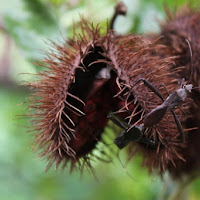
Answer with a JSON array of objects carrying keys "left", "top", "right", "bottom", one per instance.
[{"left": 0, "top": 0, "right": 64, "bottom": 60}]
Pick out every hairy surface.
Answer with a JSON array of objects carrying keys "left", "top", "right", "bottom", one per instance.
[
  {"left": 151, "top": 7, "right": 200, "bottom": 179},
  {"left": 28, "top": 21, "right": 116, "bottom": 172},
  {"left": 28, "top": 8, "right": 200, "bottom": 177},
  {"left": 101, "top": 33, "right": 186, "bottom": 173}
]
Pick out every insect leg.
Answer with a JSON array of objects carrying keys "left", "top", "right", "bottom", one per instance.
[
  {"left": 107, "top": 114, "right": 126, "bottom": 130},
  {"left": 158, "top": 84, "right": 185, "bottom": 142},
  {"left": 131, "top": 79, "right": 167, "bottom": 127},
  {"left": 170, "top": 110, "right": 185, "bottom": 142},
  {"left": 139, "top": 137, "right": 158, "bottom": 149},
  {"left": 133, "top": 78, "right": 164, "bottom": 101},
  {"left": 158, "top": 83, "right": 170, "bottom": 96}
]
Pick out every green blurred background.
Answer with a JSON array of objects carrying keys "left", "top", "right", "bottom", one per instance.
[{"left": 0, "top": 0, "right": 200, "bottom": 199}]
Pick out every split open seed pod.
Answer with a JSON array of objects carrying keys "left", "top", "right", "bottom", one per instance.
[{"left": 27, "top": 21, "right": 119, "bottom": 172}]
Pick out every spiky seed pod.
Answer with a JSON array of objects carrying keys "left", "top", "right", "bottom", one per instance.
[
  {"left": 154, "top": 7, "right": 200, "bottom": 179},
  {"left": 101, "top": 32, "right": 188, "bottom": 173},
  {"left": 28, "top": 21, "right": 118, "bottom": 172}
]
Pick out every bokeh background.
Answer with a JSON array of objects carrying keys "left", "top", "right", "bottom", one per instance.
[{"left": 1, "top": 0, "right": 200, "bottom": 199}]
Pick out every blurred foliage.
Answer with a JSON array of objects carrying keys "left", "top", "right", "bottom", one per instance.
[{"left": 0, "top": 0, "right": 200, "bottom": 200}]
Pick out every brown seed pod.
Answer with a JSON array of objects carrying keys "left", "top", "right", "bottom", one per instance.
[
  {"left": 155, "top": 7, "right": 200, "bottom": 179},
  {"left": 27, "top": 21, "right": 118, "bottom": 172},
  {"left": 101, "top": 32, "right": 188, "bottom": 173}
]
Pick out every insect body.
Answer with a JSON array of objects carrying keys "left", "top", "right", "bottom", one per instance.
[
  {"left": 108, "top": 114, "right": 157, "bottom": 149},
  {"left": 144, "top": 83, "right": 193, "bottom": 127},
  {"left": 133, "top": 78, "right": 193, "bottom": 142},
  {"left": 114, "top": 124, "right": 143, "bottom": 149}
]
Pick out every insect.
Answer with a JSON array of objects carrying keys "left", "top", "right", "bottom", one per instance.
[
  {"left": 108, "top": 114, "right": 158, "bottom": 149},
  {"left": 131, "top": 39, "right": 194, "bottom": 142}
]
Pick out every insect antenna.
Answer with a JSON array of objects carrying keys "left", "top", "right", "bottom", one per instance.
[
  {"left": 185, "top": 38, "right": 194, "bottom": 84},
  {"left": 116, "top": 150, "right": 138, "bottom": 182},
  {"left": 190, "top": 86, "right": 200, "bottom": 90}
]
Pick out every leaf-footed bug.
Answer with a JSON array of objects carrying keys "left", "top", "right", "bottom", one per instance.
[{"left": 130, "top": 39, "right": 194, "bottom": 143}]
